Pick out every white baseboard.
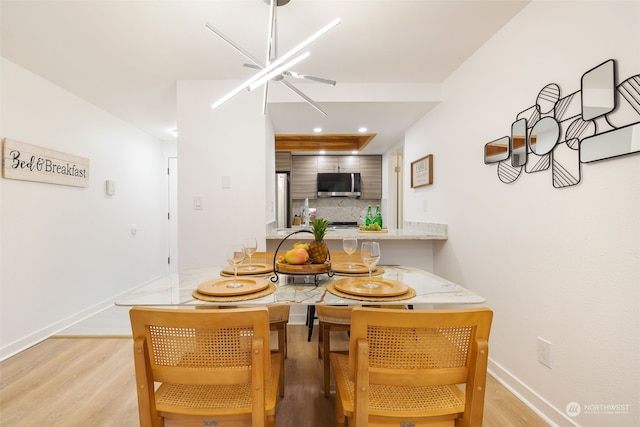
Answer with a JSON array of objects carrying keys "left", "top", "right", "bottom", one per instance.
[
  {"left": 0, "top": 298, "right": 115, "bottom": 361},
  {"left": 488, "top": 359, "right": 579, "bottom": 427}
]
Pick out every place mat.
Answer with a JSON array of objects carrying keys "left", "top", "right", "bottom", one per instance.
[
  {"left": 219, "top": 271, "right": 273, "bottom": 278},
  {"left": 331, "top": 262, "right": 369, "bottom": 274},
  {"left": 333, "top": 277, "right": 408, "bottom": 297},
  {"left": 357, "top": 229, "right": 388, "bottom": 234},
  {"left": 193, "top": 283, "right": 277, "bottom": 302},
  {"left": 220, "top": 263, "right": 273, "bottom": 276},
  {"left": 197, "top": 277, "right": 269, "bottom": 296},
  {"left": 326, "top": 282, "right": 416, "bottom": 302},
  {"left": 333, "top": 266, "right": 385, "bottom": 277}
]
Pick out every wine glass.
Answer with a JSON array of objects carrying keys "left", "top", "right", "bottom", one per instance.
[
  {"left": 227, "top": 244, "right": 245, "bottom": 288},
  {"left": 342, "top": 237, "right": 358, "bottom": 269},
  {"left": 243, "top": 238, "right": 258, "bottom": 271},
  {"left": 360, "top": 241, "right": 381, "bottom": 288}
]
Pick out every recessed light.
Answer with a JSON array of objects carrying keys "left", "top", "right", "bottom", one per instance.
[
  {"left": 313, "top": 127, "right": 322, "bottom": 133},
  {"left": 358, "top": 127, "right": 367, "bottom": 133}
]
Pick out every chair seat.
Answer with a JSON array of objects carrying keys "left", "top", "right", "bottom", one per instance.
[
  {"left": 156, "top": 353, "right": 280, "bottom": 415},
  {"left": 157, "top": 383, "right": 253, "bottom": 412},
  {"left": 331, "top": 353, "right": 465, "bottom": 418}
]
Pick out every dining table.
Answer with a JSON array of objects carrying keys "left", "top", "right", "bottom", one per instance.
[{"left": 114, "top": 263, "right": 486, "bottom": 308}]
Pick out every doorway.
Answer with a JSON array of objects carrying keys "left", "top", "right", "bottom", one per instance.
[
  {"left": 168, "top": 157, "right": 178, "bottom": 273},
  {"left": 386, "top": 149, "right": 404, "bottom": 229}
]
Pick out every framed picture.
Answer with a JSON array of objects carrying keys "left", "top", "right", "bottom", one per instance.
[{"left": 411, "top": 154, "right": 433, "bottom": 188}]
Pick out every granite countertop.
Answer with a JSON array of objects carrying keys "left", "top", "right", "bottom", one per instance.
[{"left": 265, "top": 224, "right": 447, "bottom": 241}]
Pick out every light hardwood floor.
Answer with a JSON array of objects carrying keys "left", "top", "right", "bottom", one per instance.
[{"left": 0, "top": 325, "right": 549, "bottom": 427}]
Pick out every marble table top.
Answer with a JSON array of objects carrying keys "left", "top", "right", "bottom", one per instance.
[{"left": 115, "top": 266, "right": 485, "bottom": 308}]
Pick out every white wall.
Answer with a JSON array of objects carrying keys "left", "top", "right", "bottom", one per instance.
[
  {"left": 403, "top": 2, "right": 640, "bottom": 426},
  {"left": 176, "top": 80, "right": 269, "bottom": 269},
  {"left": 0, "top": 58, "right": 170, "bottom": 359},
  {"left": 264, "top": 114, "right": 276, "bottom": 227}
]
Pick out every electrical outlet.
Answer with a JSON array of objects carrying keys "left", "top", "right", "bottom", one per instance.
[{"left": 537, "top": 337, "right": 552, "bottom": 368}]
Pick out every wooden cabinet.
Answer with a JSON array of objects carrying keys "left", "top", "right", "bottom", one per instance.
[
  {"left": 291, "top": 156, "right": 317, "bottom": 199},
  {"left": 359, "top": 155, "right": 382, "bottom": 200},
  {"left": 275, "top": 152, "right": 292, "bottom": 172},
  {"left": 317, "top": 155, "right": 360, "bottom": 173},
  {"left": 290, "top": 154, "right": 382, "bottom": 200}
]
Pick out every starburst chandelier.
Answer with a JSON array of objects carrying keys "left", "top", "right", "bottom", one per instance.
[{"left": 206, "top": 0, "right": 340, "bottom": 115}]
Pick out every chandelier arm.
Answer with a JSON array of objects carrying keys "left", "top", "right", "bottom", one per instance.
[
  {"left": 205, "top": 23, "right": 265, "bottom": 68},
  {"left": 280, "top": 80, "right": 327, "bottom": 116},
  {"left": 271, "top": 18, "right": 340, "bottom": 69},
  {"left": 266, "top": 0, "right": 277, "bottom": 65},
  {"left": 262, "top": 81, "right": 269, "bottom": 115},
  {"left": 273, "top": 9, "right": 279, "bottom": 59},
  {"left": 283, "top": 71, "right": 336, "bottom": 86}
]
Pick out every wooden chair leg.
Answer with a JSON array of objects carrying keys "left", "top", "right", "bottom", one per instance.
[
  {"left": 283, "top": 323, "right": 288, "bottom": 359},
  {"left": 277, "top": 324, "right": 285, "bottom": 397},
  {"left": 323, "top": 323, "right": 331, "bottom": 398},
  {"left": 317, "top": 321, "right": 324, "bottom": 359},
  {"left": 335, "top": 386, "right": 346, "bottom": 427}
]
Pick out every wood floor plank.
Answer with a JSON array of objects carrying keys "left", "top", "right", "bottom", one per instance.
[{"left": 0, "top": 326, "right": 548, "bottom": 426}]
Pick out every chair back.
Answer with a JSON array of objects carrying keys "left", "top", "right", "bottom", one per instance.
[
  {"left": 348, "top": 307, "right": 493, "bottom": 425},
  {"left": 316, "top": 305, "right": 353, "bottom": 325},
  {"left": 130, "top": 306, "right": 272, "bottom": 426},
  {"left": 267, "top": 304, "right": 290, "bottom": 324}
]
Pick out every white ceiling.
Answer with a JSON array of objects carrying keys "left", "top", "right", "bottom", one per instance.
[{"left": 1, "top": 0, "right": 529, "bottom": 154}]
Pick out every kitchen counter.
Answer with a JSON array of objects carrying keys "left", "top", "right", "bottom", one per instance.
[
  {"left": 266, "top": 223, "right": 447, "bottom": 272},
  {"left": 266, "top": 226, "right": 447, "bottom": 241}
]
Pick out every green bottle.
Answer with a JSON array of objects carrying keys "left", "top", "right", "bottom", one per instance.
[
  {"left": 365, "top": 205, "right": 373, "bottom": 226},
  {"left": 374, "top": 205, "right": 383, "bottom": 228}
]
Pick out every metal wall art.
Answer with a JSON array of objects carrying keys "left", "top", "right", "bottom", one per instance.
[{"left": 484, "top": 59, "right": 640, "bottom": 188}]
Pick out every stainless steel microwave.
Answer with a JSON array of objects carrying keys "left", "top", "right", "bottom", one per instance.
[{"left": 317, "top": 172, "right": 361, "bottom": 197}]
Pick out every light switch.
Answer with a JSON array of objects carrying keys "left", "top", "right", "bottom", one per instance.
[
  {"left": 221, "top": 176, "right": 231, "bottom": 189},
  {"left": 105, "top": 180, "right": 116, "bottom": 196},
  {"left": 194, "top": 196, "right": 203, "bottom": 210}
]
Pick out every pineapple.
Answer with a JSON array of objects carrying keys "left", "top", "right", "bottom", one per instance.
[{"left": 308, "top": 218, "right": 330, "bottom": 264}]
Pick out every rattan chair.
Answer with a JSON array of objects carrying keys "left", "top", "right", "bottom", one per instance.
[
  {"left": 267, "top": 305, "right": 290, "bottom": 397},
  {"left": 330, "top": 307, "right": 493, "bottom": 427},
  {"left": 195, "top": 303, "right": 289, "bottom": 397},
  {"left": 316, "top": 305, "right": 353, "bottom": 397},
  {"left": 305, "top": 251, "right": 360, "bottom": 341},
  {"left": 130, "top": 306, "right": 280, "bottom": 427}
]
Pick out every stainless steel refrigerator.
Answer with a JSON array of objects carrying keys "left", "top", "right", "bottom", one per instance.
[{"left": 276, "top": 173, "right": 290, "bottom": 228}]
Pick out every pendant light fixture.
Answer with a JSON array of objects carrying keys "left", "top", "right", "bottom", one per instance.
[{"left": 207, "top": 0, "right": 339, "bottom": 114}]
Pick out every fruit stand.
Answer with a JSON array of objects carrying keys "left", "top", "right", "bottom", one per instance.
[{"left": 270, "top": 229, "right": 335, "bottom": 284}]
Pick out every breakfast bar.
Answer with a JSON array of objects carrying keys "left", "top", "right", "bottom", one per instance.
[{"left": 265, "top": 223, "right": 448, "bottom": 272}]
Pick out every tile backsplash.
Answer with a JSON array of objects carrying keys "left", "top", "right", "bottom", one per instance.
[{"left": 292, "top": 198, "right": 381, "bottom": 225}]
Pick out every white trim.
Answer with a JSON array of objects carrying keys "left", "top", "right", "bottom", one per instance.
[
  {"left": 0, "top": 298, "right": 112, "bottom": 361},
  {"left": 488, "top": 358, "right": 579, "bottom": 427}
]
